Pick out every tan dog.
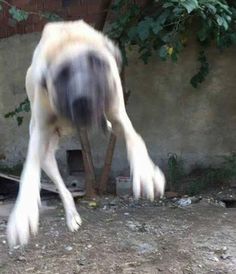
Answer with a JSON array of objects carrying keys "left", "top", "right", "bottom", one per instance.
[{"left": 7, "top": 20, "right": 165, "bottom": 247}]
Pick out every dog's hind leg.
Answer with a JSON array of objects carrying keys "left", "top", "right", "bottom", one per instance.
[{"left": 41, "top": 131, "right": 81, "bottom": 232}]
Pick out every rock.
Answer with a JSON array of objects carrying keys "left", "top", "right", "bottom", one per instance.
[
  {"left": 217, "top": 201, "right": 226, "bottom": 208},
  {"left": 220, "top": 254, "right": 231, "bottom": 260},
  {"left": 176, "top": 198, "right": 192, "bottom": 207},
  {"left": 88, "top": 201, "right": 98, "bottom": 208},
  {"left": 190, "top": 196, "right": 202, "bottom": 203},
  {"left": 17, "top": 256, "right": 26, "bottom": 262},
  {"left": 208, "top": 255, "right": 219, "bottom": 262},
  {"left": 116, "top": 176, "right": 132, "bottom": 197},
  {"left": 77, "top": 256, "right": 86, "bottom": 266},
  {"left": 126, "top": 221, "right": 137, "bottom": 231},
  {"left": 137, "top": 243, "right": 154, "bottom": 254},
  {"left": 65, "top": 245, "right": 73, "bottom": 251}
]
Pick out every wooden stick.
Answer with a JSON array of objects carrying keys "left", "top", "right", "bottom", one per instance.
[
  {"left": 78, "top": 128, "right": 97, "bottom": 198},
  {"left": 77, "top": 0, "right": 113, "bottom": 198},
  {"left": 99, "top": 68, "right": 131, "bottom": 194}
]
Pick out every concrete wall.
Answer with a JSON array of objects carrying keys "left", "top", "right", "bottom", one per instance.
[{"left": 0, "top": 33, "right": 235, "bottom": 177}]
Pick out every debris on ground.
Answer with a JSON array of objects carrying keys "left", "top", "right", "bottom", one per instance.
[{"left": 0, "top": 189, "right": 236, "bottom": 273}]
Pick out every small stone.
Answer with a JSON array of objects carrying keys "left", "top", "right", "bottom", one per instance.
[
  {"left": 126, "top": 221, "right": 137, "bottom": 231},
  {"left": 87, "top": 244, "right": 92, "bottom": 248},
  {"left": 208, "top": 255, "right": 219, "bottom": 262},
  {"left": 176, "top": 198, "right": 191, "bottom": 207},
  {"left": 88, "top": 201, "right": 98, "bottom": 208},
  {"left": 220, "top": 254, "right": 231, "bottom": 260},
  {"left": 218, "top": 201, "right": 226, "bottom": 208},
  {"left": 2, "top": 240, "right": 6, "bottom": 244},
  {"left": 13, "top": 245, "right": 20, "bottom": 250},
  {"left": 190, "top": 196, "right": 202, "bottom": 203},
  {"left": 124, "top": 212, "right": 130, "bottom": 216},
  {"left": 137, "top": 243, "right": 154, "bottom": 254},
  {"left": 77, "top": 256, "right": 86, "bottom": 266},
  {"left": 17, "top": 256, "right": 26, "bottom": 262},
  {"left": 65, "top": 245, "right": 73, "bottom": 251}
]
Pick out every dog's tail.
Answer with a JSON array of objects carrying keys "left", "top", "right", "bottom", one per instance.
[{"left": 52, "top": 50, "right": 112, "bottom": 129}]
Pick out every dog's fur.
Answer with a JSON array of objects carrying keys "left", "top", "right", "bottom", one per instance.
[{"left": 7, "top": 20, "right": 165, "bottom": 247}]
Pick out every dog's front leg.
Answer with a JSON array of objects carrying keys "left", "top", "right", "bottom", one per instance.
[{"left": 7, "top": 121, "right": 42, "bottom": 247}]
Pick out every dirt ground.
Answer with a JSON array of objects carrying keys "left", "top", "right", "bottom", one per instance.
[{"left": 0, "top": 194, "right": 236, "bottom": 274}]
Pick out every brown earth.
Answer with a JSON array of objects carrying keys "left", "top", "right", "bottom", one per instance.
[{"left": 0, "top": 195, "right": 236, "bottom": 274}]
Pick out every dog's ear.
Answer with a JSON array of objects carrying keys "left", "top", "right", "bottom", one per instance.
[{"left": 105, "top": 39, "right": 122, "bottom": 72}]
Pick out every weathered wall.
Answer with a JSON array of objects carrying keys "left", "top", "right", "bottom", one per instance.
[{"left": 0, "top": 33, "right": 235, "bottom": 177}]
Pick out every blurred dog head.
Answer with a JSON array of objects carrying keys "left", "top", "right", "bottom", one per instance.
[{"left": 35, "top": 20, "right": 122, "bottom": 128}]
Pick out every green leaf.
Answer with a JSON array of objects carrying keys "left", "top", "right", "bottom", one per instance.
[
  {"left": 152, "top": 23, "right": 163, "bottom": 34},
  {"left": 157, "top": 9, "right": 171, "bottom": 25},
  {"left": 16, "top": 116, "right": 23, "bottom": 126},
  {"left": 205, "top": 3, "right": 217, "bottom": 14},
  {"left": 216, "top": 15, "right": 228, "bottom": 30},
  {"left": 137, "top": 21, "right": 150, "bottom": 41},
  {"left": 42, "top": 12, "right": 61, "bottom": 22},
  {"left": 190, "top": 50, "right": 209, "bottom": 88},
  {"left": 159, "top": 45, "right": 168, "bottom": 60},
  {"left": 140, "top": 50, "right": 151, "bottom": 64},
  {"left": 9, "top": 6, "right": 29, "bottom": 22},
  {"left": 181, "top": 0, "right": 199, "bottom": 14},
  {"left": 197, "top": 27, "right": 209, "bottom": 42},
  {"left": 161, "top": 32, "right": 172, "bottom": 43},
  {"left": 4, "top": 112, "right": 14, "bottom": 118},
  {"left": 163, "top": 3, "right": 174, "bottom": 9},
  {"left": 171, "top": 51, "right": 178, "bottom": 62},
  {"left": 127, "top": 26, "right": 137, "bottom": 40}
]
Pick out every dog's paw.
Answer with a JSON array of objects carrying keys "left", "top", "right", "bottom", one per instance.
[
  {"left": 128, "top": 137, "right": 165, "bottom": 201},
  {"left": 66, "top": 209, "right": 82, "bottom": 232},
  {"left": 7, "top": 198, "right": 39, "bottom": 247},
  {"left": 132, "top": 157, "right": 165, "bottom": 201}
]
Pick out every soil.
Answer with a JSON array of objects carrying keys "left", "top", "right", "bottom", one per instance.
[{"left": 0, "top": 194, "right": 236, "bottom": 274}]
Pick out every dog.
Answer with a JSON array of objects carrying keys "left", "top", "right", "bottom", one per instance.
[{"left": 7, "top": 20, "right": 165, "bottom": 247}]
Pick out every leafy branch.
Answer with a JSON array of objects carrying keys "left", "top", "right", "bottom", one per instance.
[
  {"left": 0, "top": 0, "right": 61, "bottom": 22},
  {"left": 107, "top": 0, "right": 236, "bottom": 87},
  {"left": 0, "top": 0, "right": 61, "bottom": 125},
  {"left": 4, "top": 98, "right": 30, "bottom": 126}
]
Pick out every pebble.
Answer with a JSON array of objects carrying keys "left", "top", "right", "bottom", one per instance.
[
  {"left": 176, "top": 198, "right": 192, "bottom": 207},
  {"left": 17, "top": 256, "right": 26, "bottom": 262},
  {"left": 65, "top": 245, "right": 73, "bottom": 251},
  {"left": 208, "top": 255, "right": 219, "bottom": 262},
  {"left": 137, "top": 243, "right": 154, "bottom": 254},
  {"left": 220, "top": 254, "right": 231, "bottom": 260}
]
